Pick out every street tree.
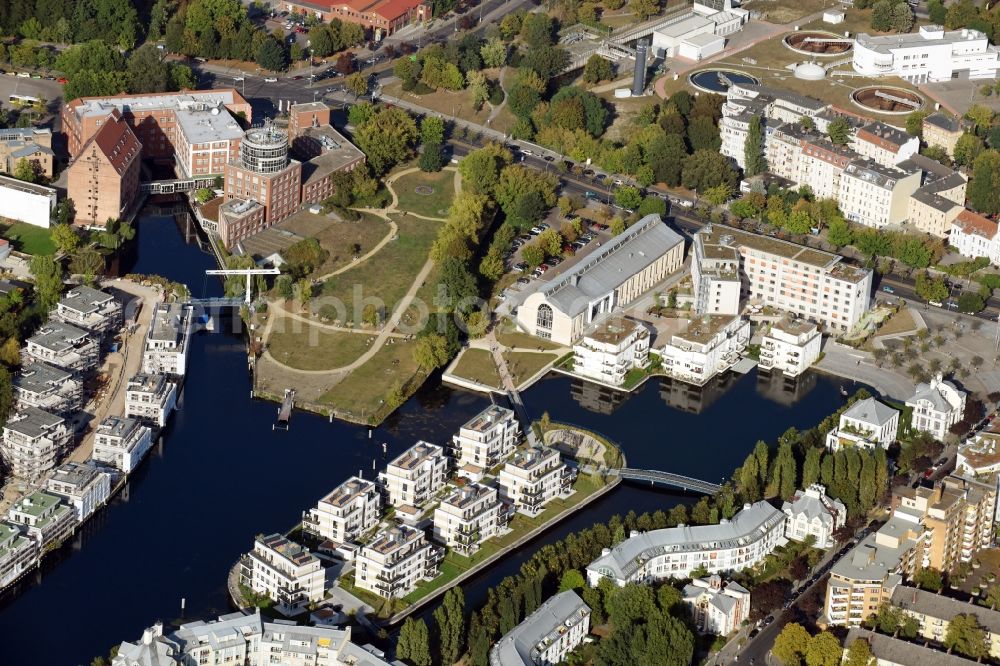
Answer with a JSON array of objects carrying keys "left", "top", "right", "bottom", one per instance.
[
  {"left": 806, "top": 631, "right": 843, "bottom": 666},
  {"left": 354, "top": 106, "right": 419, "bottom": 175},
  {"left": 772, "top": 623, "right": 811, "bottom": 666},
  {"left": 970, "top": 150, "right": 1000, "bottom": 215}
]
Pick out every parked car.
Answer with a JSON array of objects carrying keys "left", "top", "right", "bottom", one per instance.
[
  {"left": 881, "top": 285, "right": 895, "bottom": 294},
  {"left": 290, "top": 75, "right": 303, "bottom": 80},
  {"left": 264, "top": 76, "right": 278, "bottom": 82},
  {"left": 517, "top": 277, "right": 530, "bottom": 285},
  {"left": 56, "top": 77, "right": 68, "bottom": 84},
  {"left": 17, "top": 72, "right": 30, "bottom": 78},
  {"left": 532, "top": 267, "right": 544, "bottom": 277},
  {"left": 585, "top": 191, "right": 598, "bottom": 199},
  {"left": 546, "top": 257, "right": 562, "bottom": 267},
  {"left": 530, "top": 226, "right": 544, "bottom": 235},
  {"left": 583, "top": 169, "right": 595, "bottom": 177},
  {"left": 514, "top": 262, "right": 528, "bottom": 272}
]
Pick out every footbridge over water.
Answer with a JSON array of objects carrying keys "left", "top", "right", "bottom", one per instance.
[
  {"left": 615, "top": 468, "right": 722, "bottom": 494},
  {"left": 140, "top": 175, "right": 217, "bottom": 195}
]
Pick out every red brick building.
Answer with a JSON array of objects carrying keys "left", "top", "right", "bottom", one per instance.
[
  {"left": 283, "top": 0, "right": 428, "bottom": 37},
  {"left": 67, "top": 110, "right": 142, "bottom": 226}
]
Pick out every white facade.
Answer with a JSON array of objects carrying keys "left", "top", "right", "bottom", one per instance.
[
  {"left": 906, "top": 374, "right": 966, "bottom": 441},
  {"left": 142, "top": 303, "right": 194, "bottom": 376},
  {"left": 354, "top": 525, "right": 442, "bottom": 598},
  {"left": 853, "top": 25, "right": 1000, "bottom": 83},
  {"left": 453, "top": 405, "right": 521, "bottom": 472},
  {"left": 490, "top": 590, "right": 591, "bottom": 666},
  {"left": 91, "top": 416, "right": 153, "bottom": 475},
  {"left": 782, "top": 484, "right": 846, "bottom": 549},
  {"left": 124, "top": 373, "right": 178, "bottom": 427},
  {"left": 304, "top": 476, "right": 381, "bottom": 545},
  {"left": 839, "top": 160, "right": 921, "bottom": 229},
  {"left": 45, "top": 461, "right": 112, "bottom": 523},
  {"left": 7, "top": 490, "right": 76, "bottom": 551},
  {"left": 53, "top": 285, "right": 122, "bottom": 338},
  {"left": 1, "top": 406, "right": 72, "bottom": 483},
  {"left": 826, "top": 398, "right": 900, "bottom": 451},
  {"left": 587, "top": 502, "right": 786, "bottom": 587},
  {"left": 0, "top": 521, "right": 37, "bottom": 589},
  {"left": 0, "top": 174, "right": 57, "bottom": 228},
  {"left": 693, "top": 225, "right": 872, "bottom": 333},
  {"left": 572, "top": 318, "right": 649, "bottom": 387},
  {"left": 240, "top": 533, "right": 325, "bottom": 613},
  {"left": 949, "top": 209, "right": 1000, "bottom": 265},
  {"left": 659, "top": 315, "right": 750, "bottom": 386},
  {"left": 432, "top": 483, "right": 503, "bottom": 556},
  {"left": 377, "top": 441, "right": 448, "bottom": 508},
  {"left": 682, "top": 575, "right": 751, "bottom": 636},
  {"left": 692, "top": 232, "right": 742, "bottom": 315},
  {"left": 852, "top": 122, "right": 919, "bottom": 168},
  {"left": 498, "top": 447, "right": 573, "bottom": 517},
  {"left": 758, "top": 318, "right": 822, "bottom": 378}
]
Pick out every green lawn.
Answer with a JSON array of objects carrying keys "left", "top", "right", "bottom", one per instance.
[
  {"left": 267, "top": 319, "right": 376, "bottom": 370},
  {"left": 504, "top": 351, "right": 559, "bottom": 386},
  {"left": 496, "top": 326, "right": 562, "bottom": 351},
  {"left": 392, "top": 169, "right": 456, "bottom": 219},
  {"left": 318, "top": 339, "right": 425, "bottom": 422},
  {"left": 279, "top": 211, "right": 392, "bottom": 278},
  {"left": 317, "top": 215, "right": 442, "bottom": 325},
  {"left": 3, "top": 222, "right": 54, "bottom": 255},
  {"left": 450, "top": 348, "right": 502, "bottom": 388}
]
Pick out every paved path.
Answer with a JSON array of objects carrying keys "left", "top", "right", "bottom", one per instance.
[
  {"left": 815, "top": 340, "right": 914, "bottom": 401},
  {"left": 267, "top": 300, "right": 409, "bottom": 338}
]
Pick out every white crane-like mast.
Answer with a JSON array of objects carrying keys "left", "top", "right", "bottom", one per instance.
[{"left": 205, "top": 268, "right": 281, "bottom": 304}]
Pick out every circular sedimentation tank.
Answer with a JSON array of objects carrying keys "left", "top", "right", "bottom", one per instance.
[
  {"left": 783, "top": 31, "right": 853, "bottom": 56},
  {"left": 851, "top": 86, "right": 924, "bottom": 115},
  {"left": 687, "top": 69, "right": 760, "bottom": 94}
]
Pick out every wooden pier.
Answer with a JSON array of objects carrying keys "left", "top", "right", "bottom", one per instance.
[{"left": 274, "top": 389, "right": 295, "bottom": 430}]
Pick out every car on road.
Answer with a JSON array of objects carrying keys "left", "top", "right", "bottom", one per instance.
[
  {"left": 543, "top": 155, "right": 554, "bottom": 162},
  {"left": 290, "top": 75, "right": 303, "bottom": 80},
  {"left": 17, "top": 72, "right": 30, "bottom": 78},
  {"left": 233, "top": 76, "right": 245, "bottom": 82},
  {"left": 585, "top": 191, "right": 598, "bottom": 199},
  {"left": 517, "top": 277, "right": 530, "bottom": 285},
  {"left": 264, "top": 76, "right": 278, "bottom": 82},
  {"left": 881, "top": 285, "right": 895, "bottom": 294},
  {"left": 929, "top": 300, "right": 943, "bottom": 307}
]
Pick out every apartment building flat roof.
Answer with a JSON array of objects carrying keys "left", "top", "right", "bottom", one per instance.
[
  {"left": 14, "top": 362, "right": 72, "bottom": 395},
  {"left": 442, "top": 483, "right": 495, "bottom": 510},
  {"left": 588, "top": 502, "right": 784, "bottom": 581},
  {"left": 768, "top": 317, "right": 818, "bottom": 338},
  {"left": 28, "top": 321, "right": 91, "bottom": 353},
  {"left": 585, "top": 317, "right": 646, "bottom": 345},
  {"left": 844, "top": 628, "right": 979, "bottom": 666},
  {"left": 507, "top": 446, "right": 559, "bottom": 472},
  {"left": 891, "top": 585, "right": 1000, "bottom": 634},
  {"left": 674, "top": 314, "right": 741, "bottom": 346},
  {"left": 0, "top": 521, "right": 28, "bottom": 549},
  {"left": 69, "top": 89, "right": 245, "bottom": 121},
  {"left": 367, "top": 525, "right": 422, "bottom": 555},
  {"left": 11, "top": 490, "right": 62, "bottom": 518},
  {"left": 127, "top": 372, "right": 171, "bottom": 394},
  {"left": 59, "top": 285, "right": 115, "bottom": 315},
  {"left": 175, "top": 108, "right": 244, "bottom": 145},
  {"left": 491, "top": 590, "right": 590, "bottom": 665},
  {"left": 856, "top": 26, "right": 992, "bottom": 54},
  {"left": 299, "top": 125, "right": 366, "bottom": 185},
  {"left": 388, "top": 441, "right": 442, "bottom": 471},
  {"left": 149, "top": 303, "right": 190, "bottom": 343},
  {"left": 830, "top": 512, "right": 919, "bottom": 583},
  {"left": 97, "top": 415, "right": 143, "bottom": 440},
  {"left": 321, "top": 476, "right": 375, "bottom": 508},
  {"left": 4, "top": 406, "right": 64, "bottom": 438},
  {"left": 0, "top": 173, "right": 57, "bottom": 198},
  {"left": 49, "top": 461, "right": 104, "bottom": 490},
  {"left": 958, "top": 428, "right": 1000, "bottom": 469},
  {"left": 257, "top": 533, "right": 318, "bottom": 567},
  {"left": 462, "top": 405, "right": 515, "bottom": 433}
]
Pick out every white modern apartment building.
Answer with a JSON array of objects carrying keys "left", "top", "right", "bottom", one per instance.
[
  {"left": 240, "top": 533, "right": 325, "bottom": 613},
  {"left": 692, "top": 227, "right": 742, "bottom": 315},
  {"left": 7, "top": 490, "right": 76, "bottom": 551},
  {"left": 758, "top": 317, "right": 822, "bottom": 378},
  {"left": 13, "top": 362, "right": 83, "bottom": 415},
  {"left": 692, "top": 225, "right": 872, "bottom": 333},
  {"left": 433, "top": 483, "right": 503, "bottom": 556},
  {"left": 23, "top": 321, "right": 98, "bottom": 375},
  {"left": 45, "top": 461, "right": 112, "bottom": 523},
  {"left": 1, "top": 406, "right": 72, "bottom": 483},
  {"left": 124, "top": 373, "right": 178, "bottom": 427},
  {"left": 852, "top": 122, "right": 919, "bottom": 168},
  {"left": 91, "top": 416, "right": 153, "bottom": 475},
  {"left": 682, "top": 575, "right": 751, "bottom": 636},
  {"left": 782, "top": 484, "right": 846, "bottom": 549},
  {"left": 906, "top": 374, "right": 966, "bottom": 441},
  {"left": 516, "top": 215, "right": 684, "bottom": 344},
  {"left": 53, "top": 285, "right": 122, "bottom": 339},
  {"left": 452, "top": 405, "right": 521, "bottom": 474},
  {"left": 853, "top": 25, "right": 1000, "bottom": 83},
  {"left": 659, "top": 315, "right": 750, "bottom": 386},
  {"left": 826, "top": 398, "right": 900, "bottom": 451},
  {"left": 377, "top": 441, "right": 448, "bottom": 508},
  {"left": 0, "top": 521, "right": 37, "bottom": 589},
  {"left": 498, "top": 447, "right": 573, "bottom": 517},
  {"left": 950, "top": 208, "right": 1000, "bottom": 265},
  {"left": 839, "top": 159, "right": 921, "bottom": 229},
  {"left": 354, "top": 525, "right": 443, "bottom": 598},
  {"left": 490, "top": 590, "right": 591, "bottom": 666},
  {"left": 113, "top": 612, "right": 395, "bottom": 666},
  {"left": 587, "top": 501, "right": 785, "bottom": 586},
  {"left": 304, "top": 476, "right": 381, "bottom": 545},
  {"left": 571, "top": 318, "right": 650, "bottom": 387},
  {"left": 143, "top": 303, "right": 194, "bottom": 376}
]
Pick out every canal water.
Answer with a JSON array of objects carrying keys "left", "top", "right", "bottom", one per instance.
[{"left": 0, "top": 207, "right": 856, "bottom": 665}]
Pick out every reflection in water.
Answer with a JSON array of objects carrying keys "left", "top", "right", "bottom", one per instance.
[
  {"left": 658, "top": 372, "right": 739, "bottom": 414},
  {"left": 756, "top": 369, "right": 818, "bottom": 406},
  {"left": 570, "top": 378, "right": 631, "bottom": 415}
]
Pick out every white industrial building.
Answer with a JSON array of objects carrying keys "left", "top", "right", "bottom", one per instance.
[
  {"left": 782, "top": 484, "right": 846, "bottom": 549},
  {"left": 490, "top": 591, "right": 591, "bottom": 666},
  {"left": 758, "top": 318, "right": 822, "bottom": 378},
  {"left": 571, "top": 318, "right": 650, "bottom": 387},
  {"left": 0, "top": 174, "right": 57, "bottom": 228},
  {"left": 658, "top": 315, "right": 750, "bottom": 386},
  {"left": 91, "top": 416, "right": 153, "bottom": 475},
  {"left": 825, "top": 398, "right": 900, "bottom": 451},
  {"left": 853, "top": 25, "right": 1000, "bottom": 83},
  {"left": 650, "top": 0, "right": 748, "bottom": 60}
]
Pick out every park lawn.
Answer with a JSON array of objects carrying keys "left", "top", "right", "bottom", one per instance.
[
  {"left": 267, "top": 318, "right": 376, "bottom": 370},
  {"left": 319, "top": 339, "right": 425, "bottom": 422},
  {"left": 450, "top": 348, "right": 502, "bottom": 388},
  {"left": 504, "top": 351, "right": 559, "bottom": 386},
  {"left": 318, "top": 214, "right": 442, "bottom": 325},
  {"left": 279, "top": 211, "right": 392, "bottom": 278},
  {"left": 382, "top": 79, "right": 493, "bottom": 126},
  {"left": 392, "top": 169, "right": 456, "bottom": 219},
  {"left": 873, "top": 308, "right": 918, "bottom": 338},
  {"left": 3, "top": 222, "right": 55, "bottom": 255},
  {"left": 496, "top": 327, "right": 562, "bottom": 352}
]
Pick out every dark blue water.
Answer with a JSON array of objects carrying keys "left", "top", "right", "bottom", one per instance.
[{"left": 0, "top": 208, "right": 856, "bottom": 665}]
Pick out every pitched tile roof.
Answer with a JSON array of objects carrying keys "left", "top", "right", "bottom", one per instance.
[
  {"left": 954, "top": 209, "right": 998, "bottom": 240},
  {"left": 85, "top": 109, "right": 141, "bottom": 175}
]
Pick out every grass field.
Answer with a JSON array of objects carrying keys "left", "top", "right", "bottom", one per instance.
[
  {"left": 504, "top": 351, "right": 559, "bottom": 386},
  {"left": 450, "top": 348, "right": 502, "bottom": 388},
  {"left": 742, "top": 0, "right": 842, "bottom": 24},
  {"left": 279, "top": 212, "right": 392, "bottom": 278},
  {"left": 3, "top": 222, "right": 54, "bottom": 255},
  {"left": 316, "top": 215, "right": 442, "bottom": 325},
  {"left": 267, "top": 319, "right": 376, "bottom": 370},
  {"left": 319, "top": 339, "right": 424, "bottom": 420},
  {"left": 496, "top": 327, "right": 562, "bottom": 351},
  {"left": 392, "top": 169, "right": 456, "bottom": 219}
]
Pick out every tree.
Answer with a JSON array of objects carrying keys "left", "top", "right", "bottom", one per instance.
[
  {"left": 355, "top": 106, "right": 419, "bottom": 175},
  {"left": 459, "top": 143, "right": 513, "bottom": 195},
  {"left": 806, "top": 631, "right": 842, "bottom": 666},
  {"left": 346, "top": 72, "right": 368, "bottom": 98},
  {"left": 915, "top": 271, "right": 948, "bottom": 303},
  {"left": 871, "top": 0, "right": 892, "bottom": 31},
  {"left": 255, "top": 36, "right": 288, "bottom": 71},
  {"left": 802, "top": 446, "right": 822, "bottom": 487},
  {"left": 480, "top": 38, "right": 507, "bottom": 68},
  {"left": 310, "top": 26, "right": 334, "bottom": 57},
  {"left": 772, "top": 623, "right": 811, "bottom": 666},
  {"left": 687, "top": 115, "right": 720, "bottom": 152},
  {"left": 945, "top": 613, "right": 989, "bottom": 659},
  {"left": 559, "top": 569, "right": 586, "bottom": 592},
  {"left": 958, "top": 291, "right": 986, "bottom": 313},
  {"left": 913, "top": 567, "right": 944, "bottom": 592},
  {"left": 954, "top": 133, "right": 985, "bottom": 167},
  {"left": 828, "top": 116, "right": 852, "bottom": 145},
  {"left": 615, "top": 186, "right": 643, "bottom": 211},
  {"left": 49, "top": 224, "right": 77, "bottom": 256},
  {"left": 905, "top": 110, "right": 929, "bottom": 137},
  {"left": 13, "top": 158, "right": 37, "bottom": 184},
  {"left": 420, "top": 116, "right": 446, "bottom": 146},
  {"left": 583, "top": 54, "right": 613, "bottom": 83},
  {"left": 890, "top": 2, "right": 914, "bottom": 33},
  {"left": 970, "top": 150, "right": 1000, "bottom": 215},
  {"left": 682, "top": 150, "right": 738, "bottom": 192},
  {"left": 965, "top": 104, "right": 994, "bottom": 133},
  {"left": 704, "top": 183, "right": 734, "bottom": 206},
  {"left": 434, "top": 587, "right": 466, "bottom": 665},
  {"left": 827, "top": 217, "right": 853, "bottom": 247},
  {"left": 629, "top": 0, "right": 660, "bottom": 20},
  {"left": 397, "top": 617, "right": 431, "bottom": 666},
  {"left": 646, "top": 133, "right": 687, "bottom": 187},
  {"left": 744, "top": 114, "right": 767, "bottom": 177},
  {"left": 843, "top": 638, "right": 875, "bottom": 666},
  {"left": 29, "top": 254, "right": 62, "bottom": 309}
]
